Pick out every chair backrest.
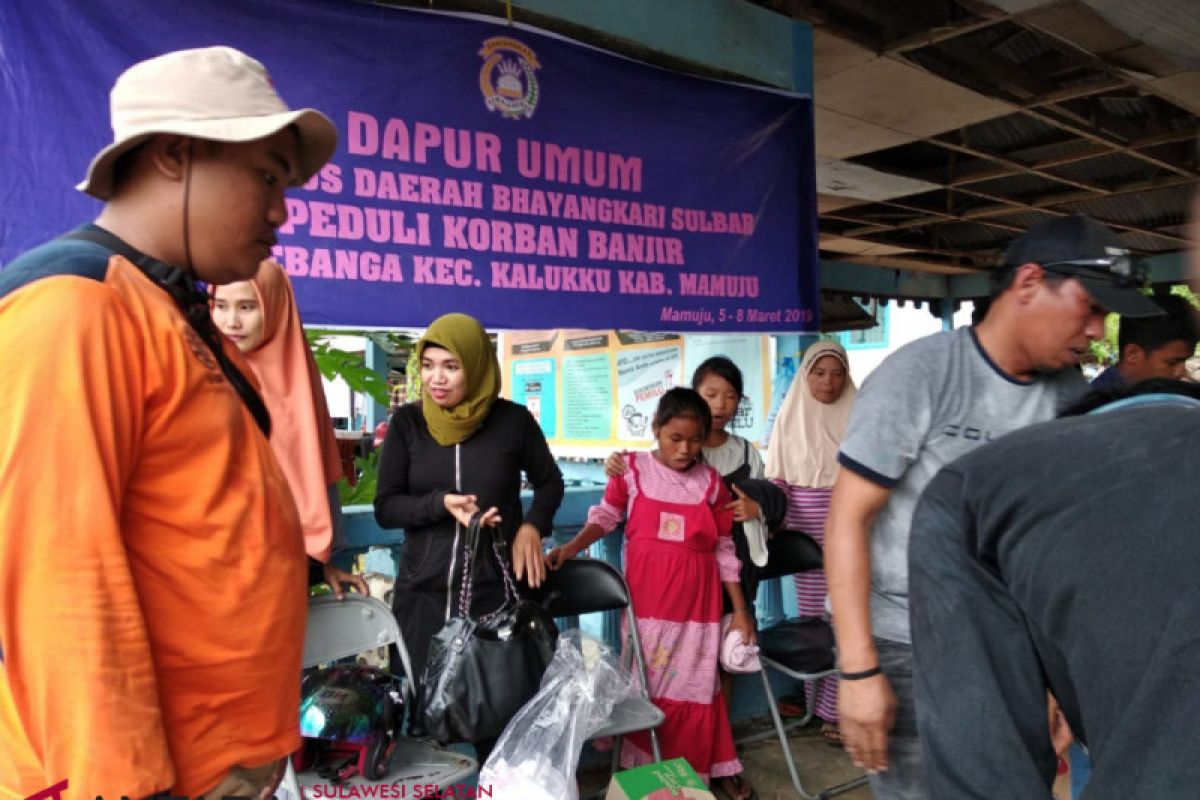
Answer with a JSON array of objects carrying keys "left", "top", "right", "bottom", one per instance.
[
  {"left": 304, "top": 594, "right": 416, "bottom": 699},
  {"left": 759, "top": 530, "right": 824, "bottom": 580},
  {"left": 542, "top": 557, "right": 631, "bottom": 616}
]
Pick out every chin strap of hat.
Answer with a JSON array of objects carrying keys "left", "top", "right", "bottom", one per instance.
[{"left": 62, "top": 225, "right": 272, "bottom": 437}]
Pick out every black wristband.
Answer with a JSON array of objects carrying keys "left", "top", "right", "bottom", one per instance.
[{"left": 839, "top": 665, "right": 883, "bottom": 681}]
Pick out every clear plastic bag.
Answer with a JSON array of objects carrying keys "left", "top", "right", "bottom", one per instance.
[{"left": 480, "top": 629, "right": 638, "bottom": 800}]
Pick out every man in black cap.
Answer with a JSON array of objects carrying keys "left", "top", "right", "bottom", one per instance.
[
  {"left": 907, "top": 193, "right": 1200, "bottom": 798},
  {"left": 824, "top": 214, "right": 1162, "bottom": 798}
]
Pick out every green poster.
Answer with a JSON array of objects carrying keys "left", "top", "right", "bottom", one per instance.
[{"left": 562, "top": 354, "right": 612, "bottom": 440}]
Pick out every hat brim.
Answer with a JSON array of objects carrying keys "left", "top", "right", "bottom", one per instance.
[
  {"left": 77, "top": 107, "right": 337, "bottom": 200},
  {"left": 1075, "top": 276, "right": 1165, "bottom": 318}
]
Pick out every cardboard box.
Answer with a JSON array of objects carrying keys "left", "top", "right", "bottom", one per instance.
[{"left": 605, "top": 758, "right": 717, "bottom": 800}]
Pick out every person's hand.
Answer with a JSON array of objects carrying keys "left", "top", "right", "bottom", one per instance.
[
  {"left": 511, "top": 522, "right": 546, "bottom": 588},
  {"left": 725, "top": 485, "right": 762, "bottom": 523},
  {"left": 544, "top": 541, "right": 579, "bottom": 570},
  {"left": 322, "top": 563, "right": 369, "bottom": 600},
  {"left": 729, "top": 608, "right": 757, "bottom": 645},
  {"left": 1048, "top": 692, "right": 1074, "bottom": 759},
  {"left": 443, "top": 493, "right": 479, "bottom": 526},
  {"left": 443, "top": 494, "right": 501, "bottom": 528},
  {"left": 603, "top": 451, "right": 628, "bottom": 479},
  {"left": 839, "top": 673, "right": 897, "bottom": 773}
]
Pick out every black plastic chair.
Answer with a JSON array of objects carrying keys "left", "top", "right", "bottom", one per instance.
[
  {"left": 742, "top": 532, "right": 868, "bottom": 799},
  {"left": 541, "top": 556, "right": 664, "bottom": 779}
]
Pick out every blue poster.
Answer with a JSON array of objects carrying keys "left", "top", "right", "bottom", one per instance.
[
  {"left": 0, "top": 0, "right": 819, "bottom": 332},
  {"left": 509, "top": 358, "right": 557, "bottom": 438}
]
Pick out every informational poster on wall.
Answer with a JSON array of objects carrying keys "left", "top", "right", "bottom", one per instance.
[
  {"left": 509, "top": 358, "right": 557, "bottom": 438},
  {"left": 500, "top": 329, "right": 771, "bottom": 457},
  {"left": 684, "top": 334, "right": 770, "bottom": 444},
  {"left": 615, "top": 339, "right": 683, "bottom": 442}
]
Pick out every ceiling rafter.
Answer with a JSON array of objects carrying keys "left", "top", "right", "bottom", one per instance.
[
  {"left": 826, "top": 195, "right": 1027, "bottom": 247},
  {"left": 759, "top": 0, "right": 1197, "bottom": 277},
  {"left": 943, "top": 128, "right": 1199, "bottom": 187},
  {"left": 930, "top": 136, "right": 1111, "bottom": 195},
  {"left": 844, "top": 176, "right": 1192, "bottom": 247},
  {"left": 897, "top": 45, "right": 1197, "bottom": 180},
  {"left": 1020, "top": 105, "right": 1194, "bottom": 177},
  {"left": 881, "top": 13, "right": 1009, "bottom": 55},
  {"left": 1022, "top": 76, "right": 1130, "bottom": 108}
]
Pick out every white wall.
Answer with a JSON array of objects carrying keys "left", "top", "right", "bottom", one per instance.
[
  {"left": 844, "top": 300, "right": 975, "bottom": 385},
  {"left": 320, "top": 334, "right": 362, "bottom": 429}
]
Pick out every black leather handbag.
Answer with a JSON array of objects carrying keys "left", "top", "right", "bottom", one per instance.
[{"left": 421, "top": 515, "right": 558, "bottom": 744}]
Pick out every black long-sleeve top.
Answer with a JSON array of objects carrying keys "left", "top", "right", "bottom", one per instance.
[{"left": 374, "top": 398, "right": 564, "bottom": 548}]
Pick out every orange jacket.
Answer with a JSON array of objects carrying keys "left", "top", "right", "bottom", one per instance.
[{"left": 0, "top": 240, "right": 307, "bottom": 798}]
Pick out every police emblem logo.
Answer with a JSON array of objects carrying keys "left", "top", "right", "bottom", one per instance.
[{"left": 478, "top": 37, "right": 541, "bottom": 120}]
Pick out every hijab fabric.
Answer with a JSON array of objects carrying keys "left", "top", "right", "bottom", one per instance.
[
  {"left": 236, "top": 260, "right": 344, "bottom": 561},
  {"left": 765, "top": 340, "right": 857, "bottom": 488},
  {"left": 418, "top": 313, "right": 500, "bottom": 446}
]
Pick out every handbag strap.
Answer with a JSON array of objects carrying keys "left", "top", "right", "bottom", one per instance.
[
  {"left": 482, "top": 534, "right": 520, "bottom": 622},
  {"left": 455, "top": 513, "right": 522, "bottom": 623},
  {"left": 456, "top": 513, "right": 483, "bottom": 619}
]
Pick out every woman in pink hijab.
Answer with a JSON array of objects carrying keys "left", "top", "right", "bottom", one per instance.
[{"left": 212, "top": 260, "right": 366, "bottom": 596}]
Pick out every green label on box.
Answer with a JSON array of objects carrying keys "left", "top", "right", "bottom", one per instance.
[{"left": 613, "top": 758, "right": 706, "bottom": 795}]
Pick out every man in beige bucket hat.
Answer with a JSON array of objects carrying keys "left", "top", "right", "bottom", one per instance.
[{"left": 0, "top": 47, "right": 336, "bottom": 799}]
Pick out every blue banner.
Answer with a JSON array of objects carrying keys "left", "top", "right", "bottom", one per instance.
[{"left": 0, "top": 0, "right": 818, "bottom": 332}]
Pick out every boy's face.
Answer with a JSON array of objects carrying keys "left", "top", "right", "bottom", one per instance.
[
  {"left": 187, "top": 130, "right": 298, "bottom": 285},
  {"left": 1124, "top": 339, "right": 1195, "bottom": 383}
]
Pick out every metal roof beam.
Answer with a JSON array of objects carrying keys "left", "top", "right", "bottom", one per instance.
[
  {"left": 882, "top": 13, "right": 1009, "bottom": 55},
  {"left": 945, "top": 129, "right": 1199, "bottom": 187},
  {"left": 820, "top": 251, "right": 1189, "bottom": 302}
]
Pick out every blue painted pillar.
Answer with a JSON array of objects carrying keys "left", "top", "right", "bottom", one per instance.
[
  {"left": 364, "top": 336, "right": 390, "bottom": 430},
  {"left": 940, "top": 298, "right": 956, "bottom": 331},
  {"left": 755, "top": 21, "right": 818, "bottom": 629}
]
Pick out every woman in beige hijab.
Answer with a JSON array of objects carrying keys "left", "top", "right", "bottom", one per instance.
[{"left": 765, "top": 340, "right": 857, "bottom": 745}]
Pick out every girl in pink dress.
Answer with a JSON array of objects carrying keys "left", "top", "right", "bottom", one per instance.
[{"left": 548, "top": 388, "right": 756, "bottom": 799}]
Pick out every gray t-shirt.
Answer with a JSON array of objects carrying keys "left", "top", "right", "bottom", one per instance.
[{"left": 838, "top": 326, "right": 1087, "bottom": 643}]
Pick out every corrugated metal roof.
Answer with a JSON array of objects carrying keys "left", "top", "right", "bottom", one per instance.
[
  {"left": 969, "top": 172, "right": 1070, "bottom": 199},
  {"left": 1065, "top": 184, "right": 1194, "bottom": 229},
  {"left": 748, "top": 0, "right": 1197, "bottom": 283},
  {"left": 956, "top": 113, "right": 1063, "bottom": 153},
  {"left": 990, "top": 26, "right": 1055, "bottom": 65},
  {"left": 1047, "top": 151, "right": 1156, "bottom": 187}
]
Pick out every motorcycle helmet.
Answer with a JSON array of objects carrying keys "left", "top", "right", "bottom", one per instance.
[{"left": 295, "top": 665, "right": 405, "bottom": 782}]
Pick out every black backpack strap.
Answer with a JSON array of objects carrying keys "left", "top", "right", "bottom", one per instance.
[{"left": 63, "top": 227, "right": 272, "bottom": 437}]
